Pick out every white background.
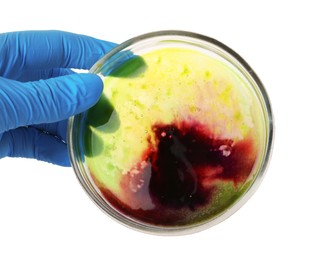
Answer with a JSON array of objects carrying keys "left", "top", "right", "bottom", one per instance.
[{"left": 0, "top": 0, "right": 309, "bottom": 259}]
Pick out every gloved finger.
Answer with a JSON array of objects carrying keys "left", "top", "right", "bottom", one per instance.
[
  {"left": 0, "top": 30, "right": 116, "bottom": 80},
  {"left": 0, "top": 127, "right": 70, "bottom": 166},
  {"left": 17, "top": 68, "right": 75, "bottom": 82},
  {"left": 33, "top": 120, "right": 68, "bottom": 142},
  {"left": 0, "top": 73, "right": 103, "bottom": 133}
]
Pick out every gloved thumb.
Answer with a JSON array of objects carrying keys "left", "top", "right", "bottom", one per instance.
[{"left": 0, "top": 74, "right": 103, "bottom": 133}]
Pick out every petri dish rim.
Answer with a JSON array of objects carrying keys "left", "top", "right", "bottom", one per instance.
[{"left": 68, "top": 30, "right": 274, "bottom": 235}]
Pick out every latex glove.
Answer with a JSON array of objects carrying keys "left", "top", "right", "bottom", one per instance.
[{"left": 0, "top": 31, "right": 116, "bottom": 166}]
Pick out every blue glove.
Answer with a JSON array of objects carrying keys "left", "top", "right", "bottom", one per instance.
[{"left": 0, "top": 31, "right": 116, "bottom": 166}]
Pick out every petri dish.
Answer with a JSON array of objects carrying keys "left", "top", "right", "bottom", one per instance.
[{"left": 68, "top": 30, "right": 274, "bottom": 235}]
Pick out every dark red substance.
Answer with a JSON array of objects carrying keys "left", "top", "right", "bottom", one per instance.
[
  {"left": 150, "top": 124, "right": 232, "bottom": 209},
  {"left": 96, "top": 121, "right": 256, "bottom": 226}
]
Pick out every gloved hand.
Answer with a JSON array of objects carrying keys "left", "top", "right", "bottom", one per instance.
[{"left": 0, "top": 31, "right": 116, "bottom": 166}]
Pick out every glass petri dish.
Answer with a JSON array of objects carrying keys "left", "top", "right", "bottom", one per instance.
[{"left": 68, "top": 30, "right": 274, "bottom": 235}]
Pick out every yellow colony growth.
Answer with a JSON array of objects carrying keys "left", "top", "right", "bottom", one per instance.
[{"left": 86, "top": 47, "right": 260, "bottom": 195}]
